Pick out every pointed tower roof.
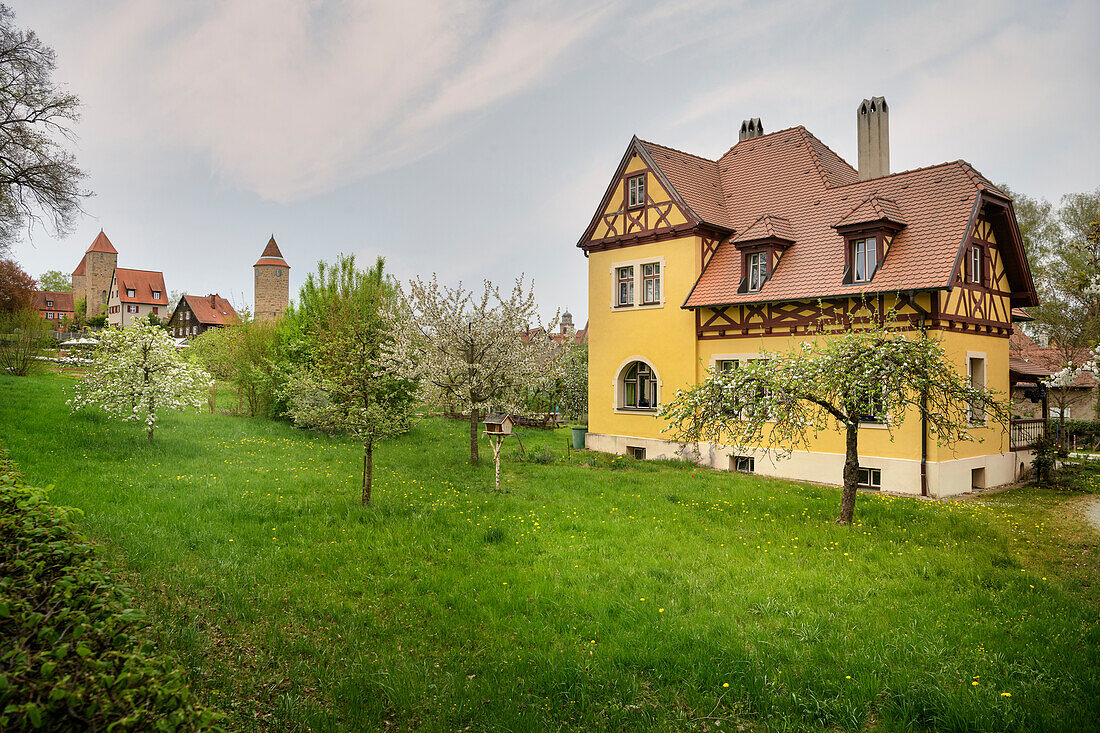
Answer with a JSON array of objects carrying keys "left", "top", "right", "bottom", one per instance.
[
  {"left": 86, "top": 230, "right": 118, "bottom": 254},
  {"left": 254, "top": 236, "right": 289, "bottom": 268}
]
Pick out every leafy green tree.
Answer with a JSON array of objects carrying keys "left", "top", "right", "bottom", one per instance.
[
  {"left": 660, "top": 310, "right": 1007, "bottom": 524},
  {"left": 0, "top": 5, "right": 89, "bottom": 254},
  {"left": 281, "top": 255, "right": 416, "bottom": 504},
  {"left": 37, "top": 269, "right": 69, "bottom": 291}
]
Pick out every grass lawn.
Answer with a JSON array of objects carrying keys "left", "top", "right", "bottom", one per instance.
[{"left": 2, "top": 372, "right": 1098, "bottom": 732}]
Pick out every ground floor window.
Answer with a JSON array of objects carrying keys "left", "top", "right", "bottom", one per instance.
[
  {"left": 628, "top": 446, "right": 646, "bottom": 460},
  {"left": 857, "top": 467, "right": 881, "bottom": 489},
  {"left": 621, "top": 361, "right": 657, "bottom": 410}
]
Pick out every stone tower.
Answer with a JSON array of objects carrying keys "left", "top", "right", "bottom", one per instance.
[
  {"left": 254, "top": 236, "right": 290, "bottom": 322},
  {"left": 71, "top": 231, "right": 118, "bottom": 316}
]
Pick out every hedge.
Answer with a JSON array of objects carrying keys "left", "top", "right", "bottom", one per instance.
[{"left": 0, "top": 450, "right": 221, "bottom": 731}]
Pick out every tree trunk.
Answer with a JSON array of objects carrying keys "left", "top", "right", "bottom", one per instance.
[
  {"left": 837, "top": 420, "right": 859, "bottom": 524},
  {"left": 469, "top": 407, "right": 480, "bottom": 464},
  {"left": 362, "top": 441, "right": 373, "bottom": 505}
]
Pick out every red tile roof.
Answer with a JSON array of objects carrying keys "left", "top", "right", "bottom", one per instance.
[
  {"left": 668, "top": 126, "right": 1022, "bottom": 307},
  {"left": 1010, "top": 331, "right": 1096, "bottom": 388},
  {"left": 71, "top": 258, "right": 85, "bottom": 277},
  {"left": 34, "top": 290, "right": 74, "bottom": 312},
  {"left": 182, "top": 293, "right": 239, "bottom": 326},
  {"left": 255, "top": 236, "right": 289, "bottom": 267},
  {"left": 114, "top": 268, "right": 167, "bottom": 305},
  {"left": 86, "top": 230, "right": 117, "bottom": 254},
  {"left": 639, "top": 140, "right": 727, "bottom": 227},
  {"left": 733, "top": 214, "right": 797, "bottom": 244}
]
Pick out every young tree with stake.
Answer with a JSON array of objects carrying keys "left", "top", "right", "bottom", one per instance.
[{"left": 660, "top": 310, "right": 1008, "bottom": 524}]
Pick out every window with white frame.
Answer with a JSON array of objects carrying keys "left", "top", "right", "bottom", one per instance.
[
  {"left": 1050, "top": 406, "right": 1070, "bottom": 419},
  {"left": 621, "top": 361, "right": 657, "bottom": 410},
  {"left": 857, "top": 467, "right": 881, "bottom": 489},
  {"left": 641, "top": 263, "right": 661, "bottom": 304},
  {"left": 627, "top": 174, "right": 645, "bottom": 207},
  {"left": 856, "top": 386, "right": 887, "bottom": 424},
  {"left": 152, "top": 290, "right": 161, "bottom": 300},
  {"left": 969, "top": 245, "right": 982, "bottom": 283},
  {"left": 45, "top": 300, "right": 53, "bottom": 307},
  {"left": 853, "top": 237, "right": 877, "bottom": 282},
  {"left": 616, "top": 266, "right": 634, "bottom": 307},
  {"left": 747, "top": 252, "right": 767, "bottom": 291},
  {"left": 968, "top": 356, "right": 986, "bottom": 424},
  {"left": 126, "top": 288, "right": 135, "bottom": 298},
  {"left": 127, "top": 305, "right": 138, "bottom": 314},
  {"left": 46, "top": 312, "right": 54, "bottom": 319},
  {"left": 732, "top": 456, "right": 754, "bottom": 473}
]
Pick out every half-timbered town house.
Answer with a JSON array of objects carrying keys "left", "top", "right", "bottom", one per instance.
[
  {"left": 168, "top": 293, "right": 239, "bottom": 338},
  {"left": 578, "top": 98, "right": 1039, "bottom": 496}
]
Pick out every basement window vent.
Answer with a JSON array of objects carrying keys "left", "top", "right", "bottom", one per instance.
[
  {"left": 857, "top": 467, "right": 881, "bottom": 489},
  {"left": 628, "top": 446, "right": 646, "bottom": 460},
  {"left": 732, "top": 456, "right": 755, "bottom": 473}
]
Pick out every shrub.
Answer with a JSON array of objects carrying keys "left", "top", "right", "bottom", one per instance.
[
  {"left": 0, "top": 450, "right": 221, "bottom": 731},
  {"left": 1030, "top": 433, "right": 1064, "bottom": 486}
]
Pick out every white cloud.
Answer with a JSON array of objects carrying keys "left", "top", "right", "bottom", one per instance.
[{"left": 36, "top": 0, "right": 612, "bottom": 203}]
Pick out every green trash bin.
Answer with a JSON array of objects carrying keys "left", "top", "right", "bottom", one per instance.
[{"left": 571, "top": 426, "right": 588, "bottom": 450}]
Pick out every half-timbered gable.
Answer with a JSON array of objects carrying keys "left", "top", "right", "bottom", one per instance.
[{"left": 579, "top": 98, "right": 1039, "bottom": 498}]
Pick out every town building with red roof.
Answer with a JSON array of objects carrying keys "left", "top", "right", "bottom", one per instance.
[
  {"left": 71, "top": 230, "right": 118, "bottom": 317},
  {"left": 106, "top": 267, "right": 169, "bottom": 327},
  {"left": 1010, "top": 331, "right": 1097, "bottom": 420},
  {"left": 577, "top": 97, "right": 1039, "bottom": 497},
  {"left": 168, "top": 293, "right": 240, "bottom": 339},
  {"left": 34, "top": 290, "right": 75, "bottom": 324}
]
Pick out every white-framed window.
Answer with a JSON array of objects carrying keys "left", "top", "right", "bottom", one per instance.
[
  {"left": 616, "top": 266, "right": 634, "bottom": 306},
  {"left": 853, "top": 237, "right": 877, "bottom": 282},
  {"left": 747, "top": 252, "right": 767, "bottom": 291},
  {"left": 627, "top": 174, "right": 645, "bottom": 208},
  {"left": 967, "top": 354, "right": 986, "bottom": 425},
  {"left": 856, "top": 387, "right": 887, "bottom": 424},
  {"left": 127, "top": 305, "right": 138, "bottom": 314},
  {"left": 152, "top": 290, "right": 161, "bottom": 300},
  {"left": 1050, "top": 406, "right": 1071, "bottom": 419},
  {"left": 621, "top": 360, "right": 658, "bottom": 410},
  {"left": 732, "top": 456, "right": 755, "bottom": 473},
  {"left": 45, "top": 300, "right": 53, "bottom": 307},
  {"left": 126, "top": 288, "right": 135, "bottom": 297},
  {"left": 641, "top": 262, "right": 661, "bottom": 304},
  {"left": 969, "top": 245, "right": 982, "bottom": 284},
  {"left": 46, "top": 312, "right": 55, "bottom": 319},
  {"left": 857, "top": 467, "right": 881, "bottom": 489}
]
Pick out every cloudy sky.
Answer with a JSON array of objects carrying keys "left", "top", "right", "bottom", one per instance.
[{"left": 9, "top": 0, "right": 1099, "bottom": 324}]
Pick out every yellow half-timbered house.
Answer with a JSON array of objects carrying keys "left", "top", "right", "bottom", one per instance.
[{"left": 577, "top": 98, "right": 1038, "bottom": 497}]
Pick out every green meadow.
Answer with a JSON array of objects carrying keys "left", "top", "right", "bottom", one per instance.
[{"left": 1, "top": 372, "right": 1098, "bottom": 731}]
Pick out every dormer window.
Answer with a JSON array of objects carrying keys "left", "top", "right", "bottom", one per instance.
[
  {"left": 852, "top": 237, "right": 877, "bottom": 283},
  {"left": 747, "top": 252, "right": 767, "bottom": 291},
  {"left": 152, "top": 290, "right": 161, "bottom": 300},
  {"left": 126, "top": 288, "right": 135, "bottom": 298},
  {"left": 45, "top": 300, "right": 53, "bottom": 307},
  {"left": 627, "top": 175, "right": 645, "bottom": 208}
]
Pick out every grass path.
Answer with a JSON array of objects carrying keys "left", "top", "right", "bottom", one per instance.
[{"left": 1, "top": 373, "right": 1098, "bottom": 731}]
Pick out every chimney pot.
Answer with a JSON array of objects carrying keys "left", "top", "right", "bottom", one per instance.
[
  {"left": 739, "top": 118, "right": 764, "bottom": 142},
  {"left": 857, "top": 96, "right": 890, "bottom": 180}
]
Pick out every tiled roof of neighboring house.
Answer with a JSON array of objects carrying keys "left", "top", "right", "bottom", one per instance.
[
  {"left": 115, "top": 268, "right": 167, "bottom": 305},
  {"left": 522, "top": 322, "right": 588, "bottom": 345},
  {"left": 833, "top": 194, "right": 906, "bottom": 229},
  {"left": 86, "top": 230, "right": 117, "bottom": 254},
  {"left": 34, "top": 290, "right": 74, "bottom": 312},
  {"left": 255, "top": 236, "right": 289, "bottom": 267},
  {"left": 183, "top": 293, "right": 239, "bottom": 326},
  {"left": 1010, "top": 331, "right": 1096, "bottom": 388}
]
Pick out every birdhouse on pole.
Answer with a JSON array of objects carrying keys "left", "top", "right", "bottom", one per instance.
[{"left": 483, "top": 412, "right": 513, "bottom": 435}]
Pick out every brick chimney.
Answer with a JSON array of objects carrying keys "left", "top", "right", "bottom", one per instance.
[
  {"left": 739, "top": 118, "right": 764, "bottom": 142},
  {"left": 857, "top": 97, "right": 889, "bottom": 180}
]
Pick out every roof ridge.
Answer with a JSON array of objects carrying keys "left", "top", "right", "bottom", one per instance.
[
  {"left": 797, "top": 126, "right": 833, "bottom": 188},
  {"left": 114, "top": 267, "right": 165, "bottom": 274},
  {"left": 715, "top": 125, "right": 808, "bottom": 160},
  {"left": 638, "top": 139, "right": 716, "bottom": 165},
  {"left": 829, "top": 160, "right": 977, "bottom": 190}
]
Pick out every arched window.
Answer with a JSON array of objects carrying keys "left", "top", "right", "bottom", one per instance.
[{"left": 621, "top": 361, "right": 657, "bottom": 409}]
